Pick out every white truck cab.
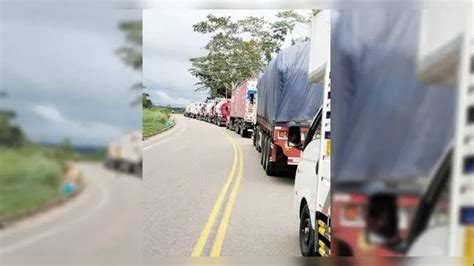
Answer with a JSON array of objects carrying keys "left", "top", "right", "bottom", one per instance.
[
  {"left": 290, "top": 10, "right": 332, "bottom": 257},
  {"left": 408, "top": 8, "right": 473, "bottom": 258}
]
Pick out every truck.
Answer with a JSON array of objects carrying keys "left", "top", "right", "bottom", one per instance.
[
  {"left": 204, "top": 99, "right": 218, "bottom": 123},
  {"left": 104, "top": 130, "right": 142, "bottom": 176},
  {"left": 184, "top": 104, "right": 192, "bottom": 117},
  {"left": 254, "top": 42, "right": 324, "bottom": 176},
  {"left": 214, "top": 98, "right": 231, "bottom": 126},
  {"left": 228, "top": 80, "right": 257, "bottom": 137},
  {"left": 331, "top": 7, "right": 473, "bottom": 260},
  {"left": 198, "top": 102, "right": 207, "bottom": 121},
  {"left": 188, "top": 102, "right": 201, "bottom": 119},
  {"left": 290, "top": 10, "right": 332, "bottom": 257}
]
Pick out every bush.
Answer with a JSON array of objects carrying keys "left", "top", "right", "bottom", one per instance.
[
  {"left": 0, "top": 148, "right": 64, "bottom": 217},
  {"left": 143, "top": 107, "right": 171, "bottom": 137}
]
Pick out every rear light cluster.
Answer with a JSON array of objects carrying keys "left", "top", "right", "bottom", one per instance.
[
  {"left": 343, "top": 204, "right": 363, "bottom": 223},
  {"left": 344, "top": 204, "right": 359, "bottom": 221},
  {"left": 277, "top": 130, "right": 288, "bottom": 139}
]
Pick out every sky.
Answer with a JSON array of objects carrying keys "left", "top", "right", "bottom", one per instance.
[
  {"left": 143, "top": 9, "right": 311, "bottom": 108},
  {"left": 1, "top": 6, "right": 142, "bottom": 146}
]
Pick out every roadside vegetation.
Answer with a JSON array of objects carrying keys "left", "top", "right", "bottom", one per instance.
[
  {"left": 143, "top": 107, "right": 172, "bottom": 138},
  {"left": 0, "top": 109, "right": 75, "bottom": 218},
  {"left": 0, "top": 146, "right": 67, "bottom": 217}
]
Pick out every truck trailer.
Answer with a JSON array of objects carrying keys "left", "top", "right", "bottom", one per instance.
[
  {"left": 228, "top": 80, "right": 257, "bottom": 137},
  {"left": 331, "top": 7, "right": 473, "bottom": 260},
  {"left": 189, "top": 102, "right": 202, "bottom": 119},
  {"left": 255, "top": 42, "right": 324, "bottom": 176},
  {"left": 104, "top": 130, "right": 142, "bottom": 176},
  {"left": 204, "top": 99, "right": 218, "bottom": 123}
]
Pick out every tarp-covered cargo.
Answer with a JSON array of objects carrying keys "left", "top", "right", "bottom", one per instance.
[
  {"left": 331, "top": 10, "right": 455, "bottom": 189},
  {"left": 257, "top": 42, "right": 323, "bottom": 125}
]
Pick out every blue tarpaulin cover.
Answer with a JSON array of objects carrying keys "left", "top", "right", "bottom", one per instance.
[
  {"left": 331, "top": 10, "right": 455, "bottom": 189},
  {"left": 257, "top": 42, "right": 323, "bottom": 125}
]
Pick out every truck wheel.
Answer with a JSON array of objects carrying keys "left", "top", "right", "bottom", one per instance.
[
  {"left": 263, "top": 135, "right": 270, "bottom": 171},
  {"left": 300, "top": 204, "right": 316, "bottom": 256},
  {"left": 261, "top": 134, "right": 266, "bottom": 166},
  {"left": 256, "top": 130, "right": 262, "bottom": 152},
  {"left": 235, "top": 123, "right": 241, "bottom": 134},
  {"left": 240, "top": 126, "right": 246, "bottom": 138},
  {"left": 253, "top": 130, "right": 257, "bottom": 147},
  {"left": 265, "top": 137, "right": 277, "bottom": 176}
]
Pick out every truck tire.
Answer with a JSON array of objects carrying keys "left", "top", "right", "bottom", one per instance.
[
  {"left": 134, "top": 162, "right": 142, "bottom": 177},
  {"left": 240, "top": 125, "right": 246, "bottom": 138},
  {"left": 256, "top": 129, "right": 262, "bottom": 152},
  {"left": 235, "top": 122, "right": 241, "bottom": 135},
  {"left": 265, "top": 136, "right": 277, "bottom": 176},
  {"left": 261, "top": 134, "right": 266, "bottom": 166},
  {"left": 299, "top": 203, "right": 316, "bottom": 256},
  {"left": 252, "top": 129, "right": 257, "bottom": 147}
]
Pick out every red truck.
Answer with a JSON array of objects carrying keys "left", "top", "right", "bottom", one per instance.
[
  {"left": 227, "top": 80, "right": 257, "bottom": 137},
  {"left": 254, "top": 42, "right": 323, "bottom": 176},
  {"left": 214, "top": 98, "right": 231, "bottom": 126}
]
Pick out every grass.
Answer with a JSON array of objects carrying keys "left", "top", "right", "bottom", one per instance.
[
  {"left": 0, "top": 146, "right": 67, "bottom": 217},
  {"left": 143, "top": 107, "right": 172, "bottom": 137}
]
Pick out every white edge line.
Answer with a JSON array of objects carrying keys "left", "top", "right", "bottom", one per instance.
[{"left": 143, "top": 121, "right": 186, "bottom": 151}]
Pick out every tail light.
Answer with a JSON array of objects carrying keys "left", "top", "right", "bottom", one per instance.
[
  {"left": 278, "top": 130, "right": 288, "bottom": 139},
  {"left": 344, "top": 205, "right": 360, "bottom": 221}
]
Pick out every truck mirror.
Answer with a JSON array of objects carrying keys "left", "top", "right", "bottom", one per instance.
[
  {"left": 366, "top": 193, "right": 400, "bottom": 247},
  {"left": 288, "top": 126, "right": 303, "bottom": 149}
]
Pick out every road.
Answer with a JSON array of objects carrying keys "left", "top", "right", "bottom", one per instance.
[
  {"left": 0, "top": 162, "right": 143, "bottom": 265},
  {"left": 0, "top": 114, "right": 300, "bottom": 264},
  {"left": 143, "top": 114, "right": 300, "bottom": 257}
]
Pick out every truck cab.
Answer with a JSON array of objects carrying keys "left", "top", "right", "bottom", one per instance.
[
  {"left": 291, "top": 106, "right": 331, "bottom": 256},
  {"left": 290, "top": 10, "right": 332, "bottom": 257}
]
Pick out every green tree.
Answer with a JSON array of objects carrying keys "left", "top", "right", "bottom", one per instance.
[
  {"left": 0, "top": 111, "right": 25, "bottom": 147},
  {"left": 142, "top": 93, "right": 153, "bottom": 108},
  {"left": 189, "top": 11, "right": 312, "bottom": 98},
  {"left": 116, "top": 20, "right": 142, "bottom": 70},
  {"left": 116, "top": 20, "right": 143, "bottom": 105}
]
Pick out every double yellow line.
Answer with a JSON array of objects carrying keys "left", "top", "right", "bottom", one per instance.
[{"left": 191, "top": 130, "right": 244, "bottom": 257}]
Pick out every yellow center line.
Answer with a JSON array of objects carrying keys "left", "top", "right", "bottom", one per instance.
[
  {"left": 210, "top": 132, "right": 244, "bottom": 257},
  {"left": 191, "top": 130, "right": 239, "bottom": 257}
]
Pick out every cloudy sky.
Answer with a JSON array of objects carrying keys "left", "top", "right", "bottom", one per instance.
[
  {"left": 143, "top": 9, "right": 310, "bottom": 108},
  {"left": 1, "top": 6, "right": 141, "bottom": 146}
]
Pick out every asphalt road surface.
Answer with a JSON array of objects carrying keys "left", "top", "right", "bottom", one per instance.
[
  {"left": 0, "top": 162, "right": 143, "bottom": 265},
  {"left": 0, "top": 114, "right": 300, "bottom": 265},
  {"left": 143, "top": 114, "right": 300, "bottom": 257}
]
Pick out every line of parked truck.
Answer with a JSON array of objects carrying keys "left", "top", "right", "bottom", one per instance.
[
  {"left": 184, "top": 11, "right": 332, "bottom": 257},
  {"left": 184, "top": 7, "right": 473, "bottom": 260}
]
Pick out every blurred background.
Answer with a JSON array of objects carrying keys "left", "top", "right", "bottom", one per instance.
[{"left": 0, "top": 4, "right": 144, "bottom": 264}]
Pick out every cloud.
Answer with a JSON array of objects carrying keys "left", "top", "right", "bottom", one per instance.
[
  {"left": 31, "top": 104, "right": 125, "bottom": 146},
  {"left": 148, "top": 90, "right": 192, "bottom": 107},
  {"left": 33, "top": 104, "right": 64, "bottom": 123},
  {"left": 143, "top": 9, "right": 311, "bottom": 107},
  {"left": 1, "top": 7, "right": 141, "bottom": 146}
]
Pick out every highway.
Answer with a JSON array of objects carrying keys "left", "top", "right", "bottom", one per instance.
[
  {"left": 0, "top": 114, "right": 300, "bottom": 264},
  {"left": 0, "top": 162, "right": 143, "bottom": 264},
  {"left": 143, "top": 114, "right": 300, "bottom": 257}
]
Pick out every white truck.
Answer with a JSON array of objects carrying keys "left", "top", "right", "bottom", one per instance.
[
  {"left": 190, "top": 102, "right": 203, "bottom": 119},
  {"left": 105, "top": 130, "right": 142, "bottom": 176},
  {"left": 404, "top": 9, "right": 473, "bottom": 259},
  {"left": 289, "top": 10, "right": 332, "bottom": 257},
  {"left": 204, "top": 99, "right": 218, "bottom": 123}
]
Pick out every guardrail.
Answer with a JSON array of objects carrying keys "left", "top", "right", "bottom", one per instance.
[{"left": 143, "top": 116, "right": 176, "bottom": 140}]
